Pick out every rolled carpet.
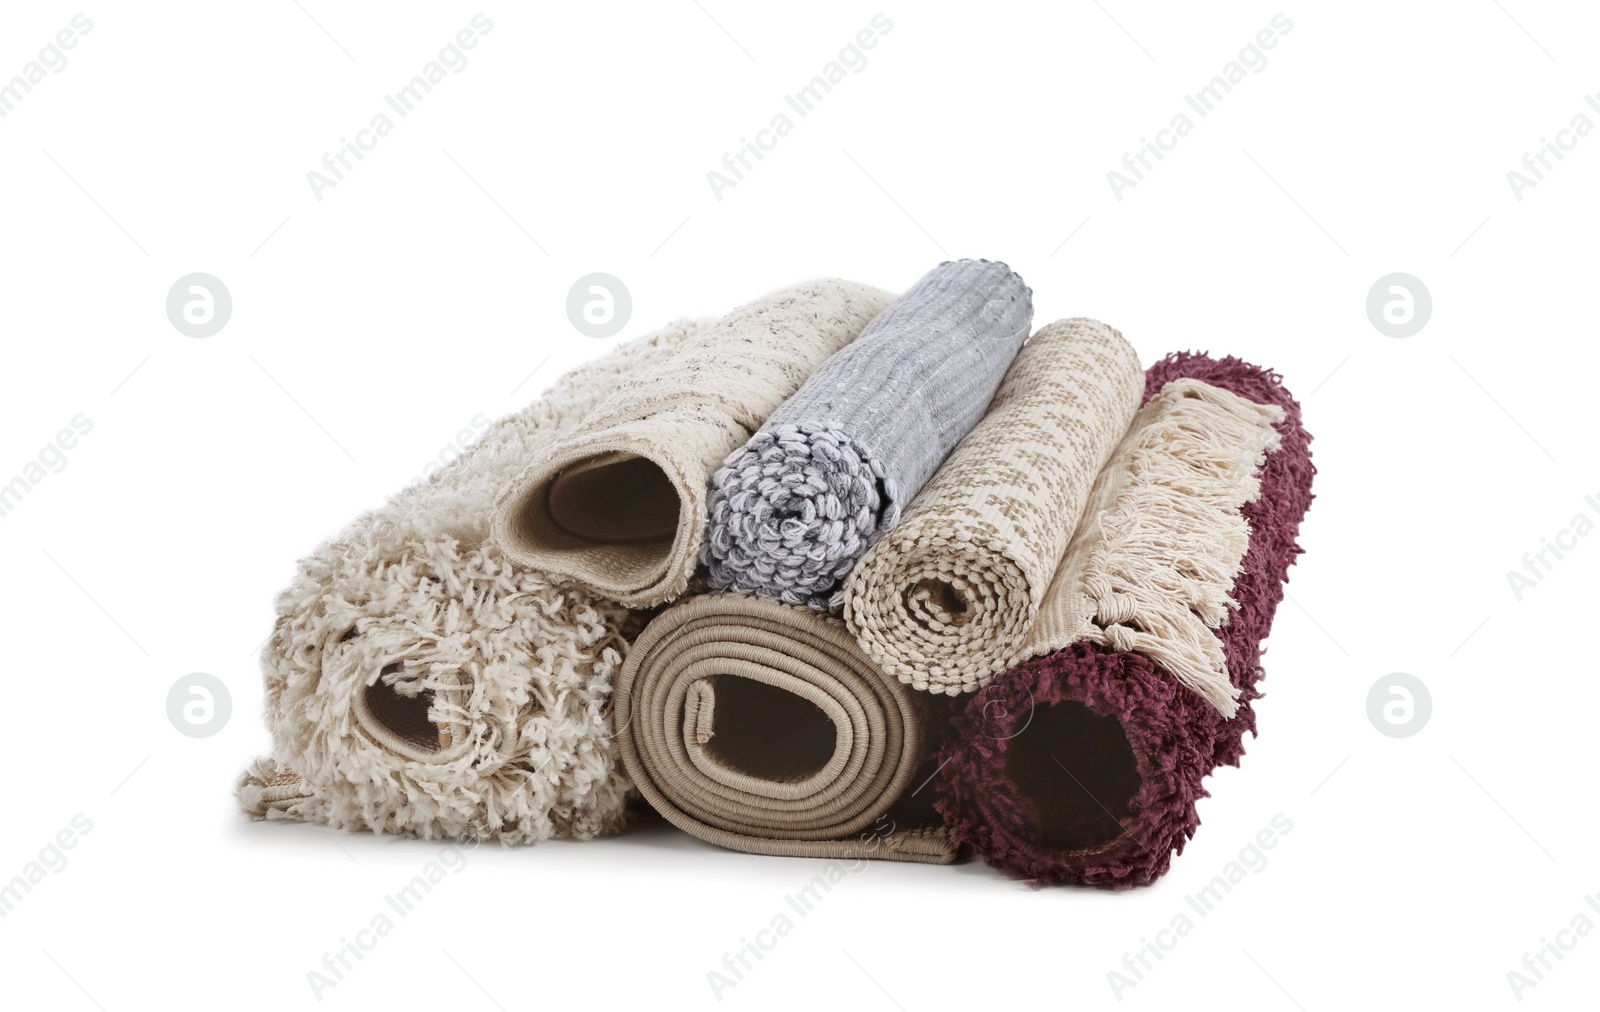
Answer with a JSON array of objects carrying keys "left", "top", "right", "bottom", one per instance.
[
  {"left": 703, "top": 259, "right": 1033, "bottom": 611},
  {"left": 935, "top": 352, "right": 1315, "bottom": 887},
  {"left": 842, "top": 318, "right": 1144, "bottom": 695},
  {"left": 492, "top": 279, "right": 895, "bottom": 608},
  {"left": 616, "top": 593, "right": 958, "bottom": 863},
  {"left": 238, "top": 319, "right": 711, "bottom": 843}
]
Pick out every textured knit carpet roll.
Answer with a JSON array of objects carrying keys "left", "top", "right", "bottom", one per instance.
[
  {"left": 935, "top": 353, "right": 1315, "bottom": 887},
  {"left": 843, "top": 318, "right": 1144, "bottom": 695},
  {"left": 238, "top": 320, "right": 712, "bottom": 843},
  {"left": 615, "top": 594, "right": 958, "bottom": 863},
  {"left": 492, "top": 279, "right": 895, "bottom": 608},
  {"left": 703, "top": 260, "right": 1033, "bottom": 611}
]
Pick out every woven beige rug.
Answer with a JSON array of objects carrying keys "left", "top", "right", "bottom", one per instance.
[
  {"left": 615, "top": 593, "right": 956, "bottom": 863},
  {"left": 493, "top": 279, "right": 894, "bottom": 608},
  {"left": 1018, "top": 377, "right": 1285, "bottom": 716},
  {"left": 841, "top": 318, "right": 1144, "bottom": 695}
]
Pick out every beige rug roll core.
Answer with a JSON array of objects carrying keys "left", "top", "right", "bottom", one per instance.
[
  {"left": 842, "top": 318, "right": 1145, "bottom": 695},
  {"left": 615, "top": 594, "right": 957, "bottom": 863}
]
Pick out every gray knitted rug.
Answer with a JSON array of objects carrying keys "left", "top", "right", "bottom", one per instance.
[{"left": 703, "top": 259, "right": 1033, "bottom": 611}]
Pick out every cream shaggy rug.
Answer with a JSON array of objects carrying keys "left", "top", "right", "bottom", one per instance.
[{"left": 239, "top": 319, "right": 712, "bottom": 842}]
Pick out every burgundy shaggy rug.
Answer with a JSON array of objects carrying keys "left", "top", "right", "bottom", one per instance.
[{"left": 933, "top": 352, "right": 1315, "bottom": 888}]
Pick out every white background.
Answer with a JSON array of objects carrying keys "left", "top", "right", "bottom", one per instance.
[{"left": 2, "top": 2, "right": 1595, "bottom": 1008}]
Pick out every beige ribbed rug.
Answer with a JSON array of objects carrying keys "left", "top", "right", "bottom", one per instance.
[
  {"left": 615, "top": 594, "right": 956, "bottom": 864},
  {"left": 842, "top": 318, "right": 1144, "bottom": 695},
  {"left": 1021, "top": 377, "right": 1286, "bottom": 716},
  {"left": 493, "top": 279, "right": 895, "bottom": 608}
]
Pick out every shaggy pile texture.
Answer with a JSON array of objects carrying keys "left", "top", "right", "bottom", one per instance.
[
  {"left": 238, "top": 319, "right": 712, "bottom": 843},
  {"left": 934, "top": 353, "right": 1315, "bottom": 887},
  {"left": 615, "top": 594, "right": 957, "bottom": 863},
  {"left": 703, "top": 260, "right": 1033, "bottom": 611},
  {"left": 842, "top": 318, "right": 1143, "bottom": 695},
  {"left": 492, "top": 279, "right": 895, "bottom": 608}
]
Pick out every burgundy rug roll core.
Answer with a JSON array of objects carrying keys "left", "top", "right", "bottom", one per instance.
[{"left": 934, "top": 352, "right": 1315, "bottom": 888}]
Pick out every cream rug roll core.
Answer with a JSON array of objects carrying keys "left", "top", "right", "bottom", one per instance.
[
  {"left": 493, "top": 279, "right": 895, "bottom": 607},
  {"left": 842, "top": 318, "right": 1145, "bottom": 696},
  {"left": 616, "top": 594, "right": 956, "bottom": 863}
]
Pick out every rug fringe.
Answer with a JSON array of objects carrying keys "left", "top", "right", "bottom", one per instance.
[{"left": 1078, "top": 379, "right": 1284, "bottom": 716}]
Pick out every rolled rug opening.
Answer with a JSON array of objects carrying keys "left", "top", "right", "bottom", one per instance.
[
  {"left": 704, "top": 259, "right": 1033, "bottom": 611},
  {"left": 493, "top": 279, "right": 895, "bottom": 608},
  {"left": 936, "top": 353, "right": 1315, "bottom": 887},
  {"left": 238, "top": 319, "right": 712, "bottom": 843},
  {"left": 843, "top": 318, "right": 1144, "bottom": 694},
  {"left": 616, "top": 593, "right": 957, "bottom": 863}
]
